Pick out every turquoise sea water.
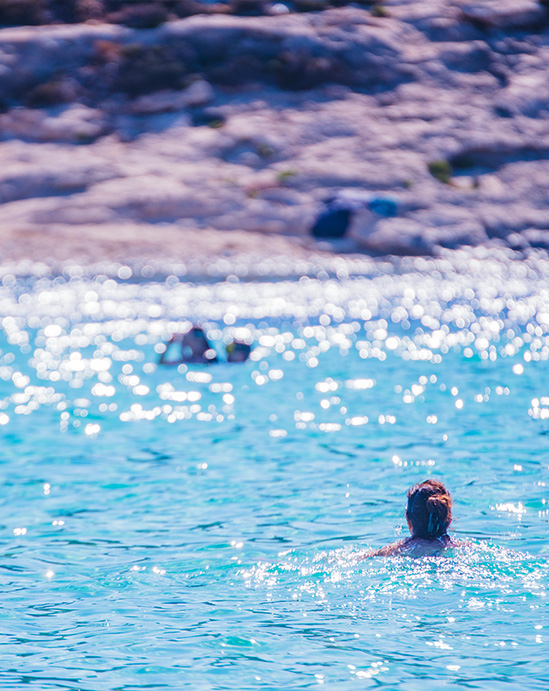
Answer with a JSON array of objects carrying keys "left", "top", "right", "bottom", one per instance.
[{"left": 1, "top": 253, "right": 548, "bottom": 689}]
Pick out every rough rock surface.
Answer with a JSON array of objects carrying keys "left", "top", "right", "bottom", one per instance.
[{"left": 0, "top": 0, "right": 548, "bottom": 264}]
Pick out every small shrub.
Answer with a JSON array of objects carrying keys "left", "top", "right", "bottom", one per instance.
[
  {"left": 46, "top": 0, "right": 105, "bottom": 23},
  {"left": 76, "top": 130, "right": 95, "bottom": 144},
  {"left": 108, "top": 3, "right": 169, "bottom": 28},
  {"left": 173, "top": 0, "right": 229, "bottom": 18},
  {"left": 276, "top": 168, "right": 298, "bottom": 184},
  {"left": 292, "top": 0, "right": 329, "bottom": 12},
  {"left": 428, "top": 159, "right": 453, "bottom": 184},
  {"left": 256, "top": 143, "right": 275, "bottom": 158},
  {"left": 272, "top": 52, "right": 343, "bottom": 91},
  {"left": 370, "top": 4, "right": 389, "bottom": 17},
  {"left": 230, "top": 0, "right": 267, "bottom": 16},
  {"left": 115, "top": 44, "right": 187, "bottom": 96},
  {"left": 94, "top": 39, "right": 123, "bottom": 63},
  {"left": 76, "top": 0, "right": 104, "bottom": 21},
  {"left": 0, "top": 0, "right": 45, "bottom": 25},
  {"left": 191, "top": 108, "right": 227, "bottom": 128},
  {"left": 26, "top": 79, "right": 71, "bottom": 108}
]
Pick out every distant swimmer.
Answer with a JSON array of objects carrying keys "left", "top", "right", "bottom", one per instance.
[
  {"left": 226, "top": 340, "right": 252, "bottom": 363},
  {"left": 158, "top": 327, "right": 218, "bottom": 365},
  {"left": 364, "top": 479, "right": 457, "bottom": 558}
]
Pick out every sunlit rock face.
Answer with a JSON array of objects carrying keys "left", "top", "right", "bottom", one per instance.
[{"left": 0, "top": 0, "right": 548, "bottom": 261}]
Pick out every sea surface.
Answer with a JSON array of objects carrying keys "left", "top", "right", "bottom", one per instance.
[{"left": 0, "top": 250, "right": 548, "bottom": 690}]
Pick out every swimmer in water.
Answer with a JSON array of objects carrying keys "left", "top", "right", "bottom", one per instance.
[
  {"left": 226, "top": 340, "right": 252, "bottom": 363},
  {"left": 158, "top": 327, "right": 218, "bottom": 365},
  {"left": 364, "top": 479, "right": 456, "bottom": 557}
]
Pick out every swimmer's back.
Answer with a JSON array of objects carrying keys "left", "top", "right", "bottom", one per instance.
[{"left": 363, "top": 535, "right": 466, "bottom": 559}]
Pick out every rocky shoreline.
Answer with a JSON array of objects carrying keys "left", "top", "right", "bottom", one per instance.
[{"left": 1, "top": 0, "right": 548, "bottom": 266}]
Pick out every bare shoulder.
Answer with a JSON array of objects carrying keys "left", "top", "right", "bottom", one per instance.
[
  {"left": 361, "top": 535, "right": 465, "bottom": 559},
  {"left": 360, "top": 539, "right": 409, "bottom": 559}
]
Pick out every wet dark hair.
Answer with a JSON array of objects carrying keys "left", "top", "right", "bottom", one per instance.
[
  {"left": 226, "top": 340, "right": 251, "bottom": 362},
  {"left": 228, "top": 341, "right": 251, "bottom": 354},
  {"left": 189, "top": 327, "right": 209, "bottom": 344},
  {"left": 406, "top": 480, "right": 452, "bottom": 539}
]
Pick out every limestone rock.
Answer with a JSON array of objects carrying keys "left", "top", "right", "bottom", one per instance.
[
  {"left": 458, "top": 0, "right": 548, "bottom": 29},
  {"left": 347, "top": 208, "right": 379, "bottom": 244},
  {"left": 0, "top": 105, "right": 106, "bottom": 143},
  {"left": 521, "top": 229, "right": 549, "bottom": 250},
  {"left": 429, "top": 221, "right": 488, "bottom": 249},
  {"left": 181, "top": 80, "right": 215, "bottom": 108},
  {"left": 354, "top": 218, "right": 435, "bottom": 256},
  {"left": 131, "top": 81, "right": 215, "bottom": 114},
  {"left": 494, "top": 72, "right": 549, "bottom": 118},
  {"left": 0, "top": 3, "right": 548, "bottom": 258}
]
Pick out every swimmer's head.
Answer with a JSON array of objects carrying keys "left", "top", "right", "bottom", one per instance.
[
  {"left": 179, "top": 327, "right": 211, "bottom": 358},
  {"left": 226, "top": 341, "right": 251, "bottom": 363},
  {"left": 405, "top": 479, "right": 452, "bottom": 539},
  {"left": 189, "top": 326, "right": 207, "bottom": 341}
]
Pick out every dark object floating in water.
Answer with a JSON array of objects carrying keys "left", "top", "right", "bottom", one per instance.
[
  {"left": 159, "top": 327, "right": 218, "bottom": 365},
  {"left": 311, "top": 190, "right": 398, "bottom": 239},
  {"left": 226, "top": 341, "right": 252, "bottom": 362},
  {"left": 159, "top": 327, "right": 252, "bottom": 365}
]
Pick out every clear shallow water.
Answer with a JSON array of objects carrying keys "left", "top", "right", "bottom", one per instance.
[{"left": 1, "top": 252, "right": 549, "bottom": 689}]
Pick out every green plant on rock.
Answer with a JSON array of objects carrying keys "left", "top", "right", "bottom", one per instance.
[
  {"left": 428, "top": 159, "right": 453, "bottom": 184},
  {"left": 371, "top": 4, "right": 389, "bottom": 17},
  {"left": 256, "top": 143, "right": 275, "bottom": 158},
  {"left": 276, "top": 169, "right": 298, "bottom": 184},
  {"left": 75, "top": 131, "right": 94, "bottom": 144}
]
